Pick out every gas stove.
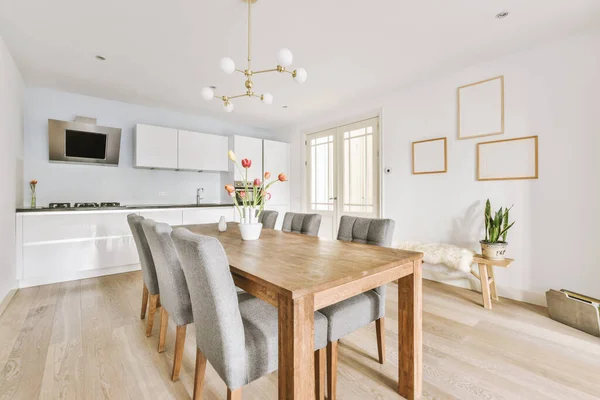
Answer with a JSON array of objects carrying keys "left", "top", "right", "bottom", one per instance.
[{"left": 47, "top": 202, "right": 123, "bottom": 209}]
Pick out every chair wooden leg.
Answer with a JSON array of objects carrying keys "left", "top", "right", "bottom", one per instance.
[
  {"left": 315, "top": 348, "right": 325, "bottom": 400},
  {"left": 172, "top": 325, "right": 187, "bottom": 381},
  {"left": 227, "top": 388, "right": 242, "bottom": 400},
  {"left": 146, "top": 294, "right": 159, "bottom": 337},
  {"left": 193, "top": 348, "right": 207, "bottom": 400},
  {"left": 376, "top": 317, "right": 386, "bottom": 364},
  {"left": 141, "top": 283, "right": 149, "bottom": 319},
  {"left": 158, "top": 307, "right": 169, "bottom": 352},
  {"left": 327, "top": 341, "right": 338, "bottom": 400}
]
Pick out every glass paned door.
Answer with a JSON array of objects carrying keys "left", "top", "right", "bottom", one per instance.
[
  {"left": 307, "top": 117, "right": 379, "bottom": 238},
  {"left": 307, "top": 128, "right": 337, "bottom": 239}
]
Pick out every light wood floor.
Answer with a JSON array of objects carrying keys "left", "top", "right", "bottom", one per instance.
[{"left": 0, "top": 272, "right": 599, "bottom": 400}]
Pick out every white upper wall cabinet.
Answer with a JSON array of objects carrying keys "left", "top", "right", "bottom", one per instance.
[
  {"left": 233, "top": 135, "right": 263, "bottom": 181},
  {"left": 178, "top": 130, "right": 228, "bottom": 171},
  {"left": 263, "top": 139, "right": 290, "bottom": 206},
  {"left": 134, "top": 124, "right": 178, "bottom": 169}
]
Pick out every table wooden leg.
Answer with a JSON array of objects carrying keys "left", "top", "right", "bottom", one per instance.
[
  {"left": 278, "top": 293, "right": 315, "bottom": 400},
  {"left": 398, "top": 259, "right": 423, "bottom": 400},
  {"left": 479, "top": 264, "right": 492, "bottom": 309},
  {"left": 487, "top": 266, "right": 499, "bottom": 301}
]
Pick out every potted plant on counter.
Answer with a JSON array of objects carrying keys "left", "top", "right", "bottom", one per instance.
[
  {"left": 225, "top": 150, "right": 287, "bottom": 240},
  {"left": 480, "top": 199, "right": 515, "bottom": 260}
]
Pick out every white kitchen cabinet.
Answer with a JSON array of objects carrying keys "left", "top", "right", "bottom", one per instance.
[
  {"left": 233, "top": 135, "right": 263, "bottom": 181},
  {"left": 178, "top": 130, "right": 229, "bottom": 171},
  {"left": 135, "top": 124, "right": 178, "bottom": 169},
  {"left": 182, "top": 207, "right": 234, "bottom": 225},
  {"left": 138, "top": 209, "right": 183, "bottom": 225},
  {"left": 16, "top": 206, "right": 236, "bottom": 288},
  {"left": 18, "top": 210, "right": 139, "bottom": 286},
  {"left": 263, "top": 139, "right": 290, "bottom": 206}
]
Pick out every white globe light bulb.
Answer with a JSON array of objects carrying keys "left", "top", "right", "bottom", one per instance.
[
  {"left": 261, "top": 93, "right": 273, "bottom": 105},
  {"left": 220, "top": 57, "right": 236, "bottom": 74},
  {"left": 223, "top": 101, "right": 234, "bottom": 113},
  {"left": 277, "top": 48, "right": 294, "bottom": 67},
  {"left": 200, "top": 87, "right": 214, "bottom": 101},
  {"left": 294, "top": 68, "right": 307, "bottom": 83}
]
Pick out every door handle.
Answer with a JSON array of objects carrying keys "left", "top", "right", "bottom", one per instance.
[{"left": 329, "top": 197, "right": 338, "bottom": 200}]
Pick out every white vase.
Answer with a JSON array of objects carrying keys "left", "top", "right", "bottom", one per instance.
[
  {"left": 238, "top": 222, "right": 263, "bottom": 240},
  {"left": 218, "top": 216, "right": 227, "bottom": 232},
  {"left": 242, "top": 207, "right": 257, "bottom": 224}
]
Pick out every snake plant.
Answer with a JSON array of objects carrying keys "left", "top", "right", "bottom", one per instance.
[{"left": 483, "top": 199, "right": 515, "bottom": 243}]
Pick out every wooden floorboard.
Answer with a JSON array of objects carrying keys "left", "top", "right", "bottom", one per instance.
[{"left": 0, "top": 272, "right": 599, "bottom": 399}]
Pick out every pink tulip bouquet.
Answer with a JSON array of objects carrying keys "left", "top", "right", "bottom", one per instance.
[{"left": 225, "top": 150, "right": 287, "bottom": 226}]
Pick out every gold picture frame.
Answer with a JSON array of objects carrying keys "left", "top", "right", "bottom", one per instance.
[
  {"left": 458, "top": 76, "right": 505, "bottom": 140},
  {"left": 477, "top": 136, "right": 538, "bottom": 181},
  {"left": 412, "top": 137, "right": 447, "bottom": 175}
]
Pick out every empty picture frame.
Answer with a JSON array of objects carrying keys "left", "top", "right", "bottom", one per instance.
[
  {"left": 458, "top": 76, "right": 504, "bottom": 139},
  {"left": 412, "top": 137, "right": 447, "bottom": 174},
  {"left": 477, "top": 136, "right": 538, "bottom": 181}
]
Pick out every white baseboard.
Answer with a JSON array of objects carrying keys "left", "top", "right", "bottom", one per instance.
[
  {"left": 423, "top": 265, "right": 547, "bottom": 307},
  {"left": 18, "top": 264, "right": 142, "bottom": 288},
  {"left": 0, "top": 289, "right": 18, "bottom": 317}
]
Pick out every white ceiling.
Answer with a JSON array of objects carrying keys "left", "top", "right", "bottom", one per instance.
[{"left": 1, "top": 0, "right": 600, "bottom": 131}]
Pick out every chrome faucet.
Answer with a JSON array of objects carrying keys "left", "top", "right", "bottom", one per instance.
[{"left": 196, "top": 188, "right": 204, "bottom": 205}]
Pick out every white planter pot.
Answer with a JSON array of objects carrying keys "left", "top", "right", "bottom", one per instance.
[
  {"left": 239, "top": 223, "right": 263, "bottom": 241},
  {"left": 480, "top": 241, "right": 508, "bottom": 260}
]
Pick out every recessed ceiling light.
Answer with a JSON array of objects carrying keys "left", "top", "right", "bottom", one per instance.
[
  {"left": 209, "top": 86, "right": 217, "bottom": 89},
  {"left": 496, "top": 11, "right": 509, "bottom": 19},
  {"left": 95, "top": 55, "right": 106, "bottom": 61},
  {"left": 282, "top": 105, "right": 288, "bottom": 109}
]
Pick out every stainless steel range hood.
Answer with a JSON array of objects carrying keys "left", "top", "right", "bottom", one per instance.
[{"left": 48, "top": 118, "right": 122, "bottom": 166}]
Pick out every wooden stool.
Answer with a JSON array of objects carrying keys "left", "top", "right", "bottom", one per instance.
[{"left": 471, "top": 255, "right": 514, "bottom": 309}]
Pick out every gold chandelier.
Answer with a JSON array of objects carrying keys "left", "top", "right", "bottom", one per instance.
[{"left": 201, "top": 0, "right": 307, "bottom": 112}]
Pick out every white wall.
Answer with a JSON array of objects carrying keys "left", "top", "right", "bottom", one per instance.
[
  {"left": 0, "top": 37, "right": 24, "bottom": 302},
  {"left": 286, "top": 29, "right": 600, "bottom": 306},
  {"left": 24, "top": 88, "right": 276, "bottom": 206}
]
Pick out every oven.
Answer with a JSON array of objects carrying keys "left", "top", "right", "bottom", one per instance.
[{"left": 234, "top": 181, "right": 257, "bottom": 204}]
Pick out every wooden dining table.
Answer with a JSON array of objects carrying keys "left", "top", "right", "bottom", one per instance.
[{"left": 180, "top": 223, "right": 424, "bottom": 400}]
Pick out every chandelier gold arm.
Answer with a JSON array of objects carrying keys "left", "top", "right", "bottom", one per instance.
[
  {"left": 224, "top": 93, "right": 251, "bottom": 100},
  {"left": 252, "top": 65, "right": 288, "bottom": 75}
]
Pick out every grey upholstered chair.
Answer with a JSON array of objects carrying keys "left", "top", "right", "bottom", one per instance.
[
  {"left": 142, "top": 219, "right": 193, "bottom": 381},
  {"left": 127, "top": 214, "right": 160, "bottom": 337},
  {"left": 171, "top": 228, "right": 329, "bottom": 399},
  {"left": 281, "top": 212, "right": 322, "bottom": 236},
  {"left": 257, "top": 210, "right": 278, "bottom": 229},
  {"left": 320, "top": 215, "right": 395, "bottom": 400}
]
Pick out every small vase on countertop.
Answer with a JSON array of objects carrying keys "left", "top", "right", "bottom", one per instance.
[
  {"left": 30, "top": 180, "right": 38, "bottom": 209},
  {"left": 218, "top": 216, "right": 227, "bottom": 232}
]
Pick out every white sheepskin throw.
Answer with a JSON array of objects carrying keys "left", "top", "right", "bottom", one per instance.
[{"left": 396, "top": 242, "right": 475, "bottom": 273}]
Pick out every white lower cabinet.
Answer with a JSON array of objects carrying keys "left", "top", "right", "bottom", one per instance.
[
  {"left": 182, "top": 207, "right": 234, "bottom": 225},
  {"left": 139, "top": 209, "right": 183, "bottom": 225},
  {"left": 16, "top": 206, "right": 234, "bottom": 288}
]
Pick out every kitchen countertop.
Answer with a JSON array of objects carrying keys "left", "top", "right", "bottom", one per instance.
[{"left": 16, "top": 203, "right": 235, "bottom": 213}]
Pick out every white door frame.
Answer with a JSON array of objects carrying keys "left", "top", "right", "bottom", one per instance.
[{"left": 304, "top": 110, "right": 384, "bottom": 237}]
